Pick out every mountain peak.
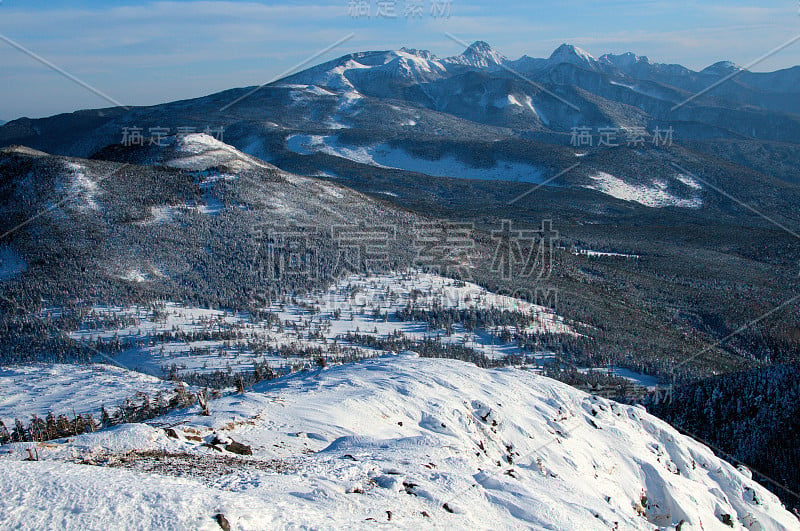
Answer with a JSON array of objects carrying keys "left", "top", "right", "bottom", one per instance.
[
  {"left": 465, "top": 40, "right": 494, "bottom": 54},
  {"left": 702, "top": 60, "right": 743, "bottom": 74},
  {"left": 453, "top": 40, "right": 506, "bottom": 67},
  {"left": 599, "top": 51, "right": 651, "bottom": 68},
  {"left": 398, "top": 47, "right": 438, "bottom": 61},
  {"left": 549, "top": 43, "right": 596, "bottom": 64}
]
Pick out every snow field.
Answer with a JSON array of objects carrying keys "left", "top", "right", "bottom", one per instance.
[
  {"left": 286, "top": 134, "right": 546, "bottom": 183},
  {"left": 0, "top": 364, "right": 181, "bottom": 424},
  {"left": 584, "top": 171, "right": 703, "bottom": 209},
  {"left": 1, "top": 355, "right": 796, "bottom": 530},
  {"left": 67, "top": 271, "right": 574, "bottom": 378}
]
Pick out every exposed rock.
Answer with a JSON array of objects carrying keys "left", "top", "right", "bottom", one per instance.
[
  {"left": 225, "top": 440, "right": 252, "bottom": 456},
  {"left": 214, "top": 513, "right": 231, "bottom": 531}
]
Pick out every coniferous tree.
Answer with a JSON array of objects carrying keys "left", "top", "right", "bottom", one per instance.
[
  {"left": 12, "top": 419, "right": 27, "bottom": 442},
  {"left": 0, "top": 419, "right": 11, "bottom": 444},
  {"left": 100, "top": 405, "right": 111, "bottom": 428},
  {"left": 45, "top": 412, "right": 58, "bottom": 440}
]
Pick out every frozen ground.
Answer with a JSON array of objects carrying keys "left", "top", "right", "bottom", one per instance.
[{"left": 1, "top": 355, "right": 795, "bottom": 530}]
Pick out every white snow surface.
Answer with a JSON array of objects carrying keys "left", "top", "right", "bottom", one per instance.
[
  {"left": 675, "top": 173, "right": 703, "bottom": 190},
  {"left": 1, "top": 355, "right": 796, "bottom": 530},
  {"left": 166, "top": 133, "right": 272, "bottom": 172},
  {"left": 0, "top": 364, "right": 178, "bottom": 422},
  {"left": 61, "top": 161, "right": 100, "bottom": 211},
  {"left": 286, "top": 134, "right": 545, "bottom": 183},
  {"left": 444, "top": 41, "right": 506, "bottom": 68},
  {"left": 574, "top": 248, "right": 641, "bottom": 259},
  {"left": 548, "top": 44, "right": 598, "bottom": 70},
  {"left": 66, "top": 271, "right": 573, "bottom": 377},
  {"left": 585, "top": 172, "right": 703, "bottom": 209}
]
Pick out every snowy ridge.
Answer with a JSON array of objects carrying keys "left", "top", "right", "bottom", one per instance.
[
  {"left": 1, "top": 355, "right": 796, "bottom": 530},
  {"left": 382, "top": 50, "right": 448, "bottom": 78},
  {"left": 547, "top": 43, "right": 599, "bottom": 71},
  {"left": 600, "top": 52, "right": 652, "bottom": 69},
  {"left": 280, "top": 40, "right": 603, "bottom": 94},
  {"left": 445, "top": 41, "right": 507, "bottom": 68},
  {"left": 702, "top": 61, "right": 744, "bottom": 75},
  {"left": 165, "top": 133, "right": 273, "bottom": 172}
]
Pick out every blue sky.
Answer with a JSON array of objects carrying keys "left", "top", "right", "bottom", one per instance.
[{"left": 1, "top": 0, "right": 799, "bottom": 119}]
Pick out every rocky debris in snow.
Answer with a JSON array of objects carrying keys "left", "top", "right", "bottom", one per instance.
[
  {"left": 225, "top": 441, "right": 253, "bottom": 456},
  {"left": 90, "top": 450, "right": 291, "bottom": 483},
  {"left": 214, "top": 513, "right": 231, "bottom": 531}
]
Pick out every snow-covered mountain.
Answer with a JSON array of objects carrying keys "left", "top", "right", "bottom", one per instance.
[
  {"left": 4, "top": 39, "right": 800, "bottom": 193},
  {"left": 0, "top": 138, "right": 422, "bottom": 318},
  {"left": 445, "top": 40, "right": 507, "bottom": 68},
  {"left": 547, "top": 43, "right": 600, "bottom": 71},
  {"left": 2, "top": 355, "right": 796, "bottom": 530},
  {"left": 2, "top": 39, "right": 800, "bottom": 527},
  {"left": 94, "top": 132, "right": 275, "bottom": 173}
]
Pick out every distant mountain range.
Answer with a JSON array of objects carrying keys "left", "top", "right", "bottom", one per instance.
[
  {"left": 2, "top": 41, "right": 799, "bottom": 372},
  {"left": 5, "top": 40, "right": 800, "bottom": 143},
  {"left": 2, "top": 40, "right": 800, "bottom": 318},
  {"left": 2, "top": 41, "right": 800, "bottom": 192}
]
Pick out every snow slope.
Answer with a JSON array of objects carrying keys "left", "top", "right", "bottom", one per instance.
[
  {"left": 286, "top": 134, "right": 546, "bottom": 183},
  {"left": 165, "top": 133, "right": 273, "bottom": 172},
  {"left": 2, "top": 355, "right": 796, "bottom": 530},
  {"left": 0, "top": 364, "right": 180, "bottom": 422},
  {"left": 585, "top": 172, "right": 703, "bottom": 209}
]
